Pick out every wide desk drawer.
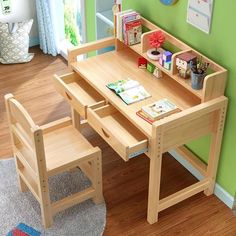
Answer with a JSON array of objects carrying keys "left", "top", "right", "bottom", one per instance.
[
  {"left": 54, "top": 72, "right": 105, "bottom": 117},
  {"left": 87, "top": 104, "right": 148, "bottom": 161}
]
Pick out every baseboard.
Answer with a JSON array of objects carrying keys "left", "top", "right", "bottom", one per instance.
[
  {"left": 169, "top": 149, "right": 234, "bottom": 209},
  {"left": 29, "top": 37, "right": 39, "bottom": 47}
]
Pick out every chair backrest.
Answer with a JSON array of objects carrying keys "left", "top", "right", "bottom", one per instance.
[{"left": 4, "top": 94, "right": 46, "bottom": 178}]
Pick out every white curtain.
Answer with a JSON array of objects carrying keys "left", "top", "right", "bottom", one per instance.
[{"left": 35, "top": 0, "right": 65, "bottom": 56}]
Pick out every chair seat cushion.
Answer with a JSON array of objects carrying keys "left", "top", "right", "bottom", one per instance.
[
  {"left": 43, "top": 125, "right": 96, "bottom": 176},
  {"left": 0, "top": 19, "right": 34, "bottom": 64}
]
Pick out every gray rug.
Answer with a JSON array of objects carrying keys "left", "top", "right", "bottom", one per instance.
[{"left": 0, "top": 159, "right": 106, "bottom": 236}]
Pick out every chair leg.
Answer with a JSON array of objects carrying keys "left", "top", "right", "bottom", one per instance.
[
  {"left": 38, "top": 176, "right": 53, "bottom": 228},
  {"left": 92, "top": 151, "right": 104, "bottom": 204},
  {"left": 40, "top": 204, "right": 53, "bottom": 228}
]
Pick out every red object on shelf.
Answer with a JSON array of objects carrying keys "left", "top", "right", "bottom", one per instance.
[
  {"left": 138, "top": 57, "right": 148, "bottom": 69},
  {"left": 148, "top": 30, "right": 165, "bottom": 48}
]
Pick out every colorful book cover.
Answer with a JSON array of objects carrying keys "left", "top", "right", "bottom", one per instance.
[
  {"left": 124, "top": 19, "right": 142, "bottom": 46},
  {"left": 122, "top": 12, "right": 141, "bottom": 43},
  {"left": 141, "top": 98, "right": 180, "bottom": 120},
  {"left": 115, "top": 9, "right": 133, "bottom": 40},
  {"left": 107, "top": 79, "right": 151, "bottom": 105}
]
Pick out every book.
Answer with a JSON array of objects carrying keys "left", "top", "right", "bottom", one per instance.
[
  {"left": 107, "top": 79, "right": 151, "bottom": 105},
  {"left": 141, "top": 98, "right": 180, "bottom": 120},
  {"left": 124, "top": 19, "right": 142, "bottom": 46},
  {"left": 115, "top": 10, "right": 142, "bottom": 43},
  {"left": 136, "top": 110, "right": 155, "bottom": 124},
  {"left": 122, "top": 12, "right": 141, "bottom": 44},
  {"left": 115, "top": 9, "right": 133, "bottom": 40}
]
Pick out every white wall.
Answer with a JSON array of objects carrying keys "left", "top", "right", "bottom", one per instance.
[{"left": 0, "top": 0, "right": 38, "bottom": 38}]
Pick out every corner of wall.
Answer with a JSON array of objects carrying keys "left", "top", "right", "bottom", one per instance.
[{"left": 29, "top": 37, "right": 39, "bottom": 47}]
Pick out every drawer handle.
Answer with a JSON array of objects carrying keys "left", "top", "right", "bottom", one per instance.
[
  {"left": 65, "top": 92, "right": 72, "bottom": 100},
  {"left": 101, "top": 128, "right": 110, "bottom": 138}
]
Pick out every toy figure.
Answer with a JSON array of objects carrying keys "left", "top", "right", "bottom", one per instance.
[
  {"left": 158, "top": 51, "right": 172, "bottom": 70},
  {"left": 153, "top": 67, "right": 162, "bottom": 79},
  {"left": 176, "top": 52, "right": 197, "bottom": 78},
  {"left": 138, "top": 57, "right": 147, "bottom": 69}
]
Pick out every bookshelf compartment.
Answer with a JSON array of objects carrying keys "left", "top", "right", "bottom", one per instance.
[
  {"left": 116, "top": 16, "right": 227, "bottom": 102},
  {"left": 87, "top": 104, "right": 148, "bottom": 161},
  {"left": 127, "top": 42, "right": 203, "bottom": 98},
  {"left": 54, "top": 72, "right": 105, "bottom": 118}
]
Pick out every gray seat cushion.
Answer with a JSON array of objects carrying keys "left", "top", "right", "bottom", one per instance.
[{"left": 0, "top": 19, "right": 34, "bottom": 64}]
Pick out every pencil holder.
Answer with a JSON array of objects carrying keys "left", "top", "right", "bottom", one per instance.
[{"left": 191, "top": 72, "right": 206, "bottom": 90}]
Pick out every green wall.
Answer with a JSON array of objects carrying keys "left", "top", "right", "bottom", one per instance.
[
  {"left": 86, "top": 0, "right": 236, "bottom": 196},
  {"left": 85, "top": 0, "right": 96, "bottom": 43}
]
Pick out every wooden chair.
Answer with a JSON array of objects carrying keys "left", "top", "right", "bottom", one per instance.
[{"left": 4, "top": 94, "right": 103, "bottom": 228}]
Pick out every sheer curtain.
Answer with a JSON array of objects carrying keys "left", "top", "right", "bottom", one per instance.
[{"left": 35, "top": 0, "right": 64, "bottom": 56}]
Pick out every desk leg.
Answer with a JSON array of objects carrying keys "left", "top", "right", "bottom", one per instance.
[
  {"left": 204, "top": 105, "right": 227, "bottom": 196},
  {"left": 147, "top": 154, "right": 162, "bottom": 224},
  {"left": 71, "top": 107, "right": 81, "bottom": 130}
]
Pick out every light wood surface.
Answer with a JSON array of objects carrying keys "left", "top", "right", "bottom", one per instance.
[
  {"left": 70, "top": 48, "right": 200, "bottom": 138},
  {"left": 0, "top": 48, "right": 235, "bottom": 234},
  {"left": 0, "top": 47, "right": 70, "bottom": 159},
  {"left": 87, "top": 104, "right": 148, "bottom": 161},
  {"left": 60, "top": 15, "right": 228, "bottom": 225},
  {"left": 68, "top": 36, "right": 115, "bottom": 70},
  {"left": 175, "top": 146, "right": 207, "bottom": 177},
  {"left": 5, "top": 94, "right": 103, "bottom": 228},
  {"left": 54, "top": 72, "right": 105, "bottom": 118}
]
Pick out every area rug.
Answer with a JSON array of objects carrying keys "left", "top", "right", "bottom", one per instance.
[{"left": 0, "top": 159, "right": 106, "bottom": 236}]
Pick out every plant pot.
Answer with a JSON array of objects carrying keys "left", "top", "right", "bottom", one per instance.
[
  {"left": 147, "top": 48, "right": 164, "bottom": 61},
  {"left": 191, "top": 72, "right": 206, "bottom": 90}
]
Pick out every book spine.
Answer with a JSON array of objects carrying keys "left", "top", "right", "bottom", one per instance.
[
  {"left": 122, "top": 13, "right": 140, "bottom": 44},
  {"left": 136, "top": 111, "right": 154, "bottom": 124},
  {"left": 115, "top": 10, "right": 132, "bottom": 40}
]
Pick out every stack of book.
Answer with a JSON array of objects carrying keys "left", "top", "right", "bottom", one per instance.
[
  {"left": 115, "top": 10, "right": 142, "bottom": 46},
  {"left": 137, "top": 98, "right": 180, "bottom": 124}
]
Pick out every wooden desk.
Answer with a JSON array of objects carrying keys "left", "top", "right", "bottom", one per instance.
[{"left": 54, "top": 17, "right": 228, "bottom": 224}]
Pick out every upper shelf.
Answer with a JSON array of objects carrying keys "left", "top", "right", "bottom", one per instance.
[
  {"left": 115, "top": 16, "right": 227, "bottom": 102},
  {"left": 96, "top": 10, "right": 114, "bottom": 27},
  {"left": 129, "top": 43, "right": 202, "bottom": 98}
]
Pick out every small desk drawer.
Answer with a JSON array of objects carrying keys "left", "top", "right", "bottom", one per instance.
[
  {"left": 54, "top": 72, "right": 105, "bottom": 117},
  {"left": 87, "top": 104, "right": 148, "bottom": 161}
]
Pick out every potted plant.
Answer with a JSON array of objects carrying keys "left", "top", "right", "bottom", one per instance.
[
  {"left": 190, "top": 57, "right": 209, "bottom": 90},
  {"left": 147, "top": 30, "right": 165, "bottom": 60}
]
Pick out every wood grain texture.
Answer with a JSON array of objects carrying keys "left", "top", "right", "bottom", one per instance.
[
  {"left": 0, "top": 47, "right": 71, "bottom": 158},
  {"left": 66, "top": 32, "right": 227, "bottom": 224},
  {"left": 0, "top": 47, "right": 236, "bottom": 235},
  {"left": 5, "top": 91, "right": 103, "bottom": 228},
  {"left": 71, "top": 48, "right": 201, "bottom": 138}
]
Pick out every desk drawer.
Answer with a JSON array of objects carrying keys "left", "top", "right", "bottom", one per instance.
[
  {"left": 54, "top": 72, "right": 105, "bottom": 117},
  {"left": 87, "top": 104, "right": 148, "bottom": 161}
]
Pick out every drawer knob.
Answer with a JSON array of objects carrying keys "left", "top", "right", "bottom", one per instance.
[
  {"left": 102, "top": 128, "right": 110, "bottom": 138},
  {"left": 65, "top": 92, "right": 72, "bottom": 100}
]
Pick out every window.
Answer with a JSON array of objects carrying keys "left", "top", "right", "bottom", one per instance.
[{"left": 51, "top": 0, "right": 86, "bottom": 59}]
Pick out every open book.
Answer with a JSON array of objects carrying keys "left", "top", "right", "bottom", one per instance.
[{"left": 107, "top": 79, "right": 151, "bottom": 105}]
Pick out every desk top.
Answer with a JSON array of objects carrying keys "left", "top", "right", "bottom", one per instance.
[{"left": 71, "top": 47, "right": 200, "bottom": 137}]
